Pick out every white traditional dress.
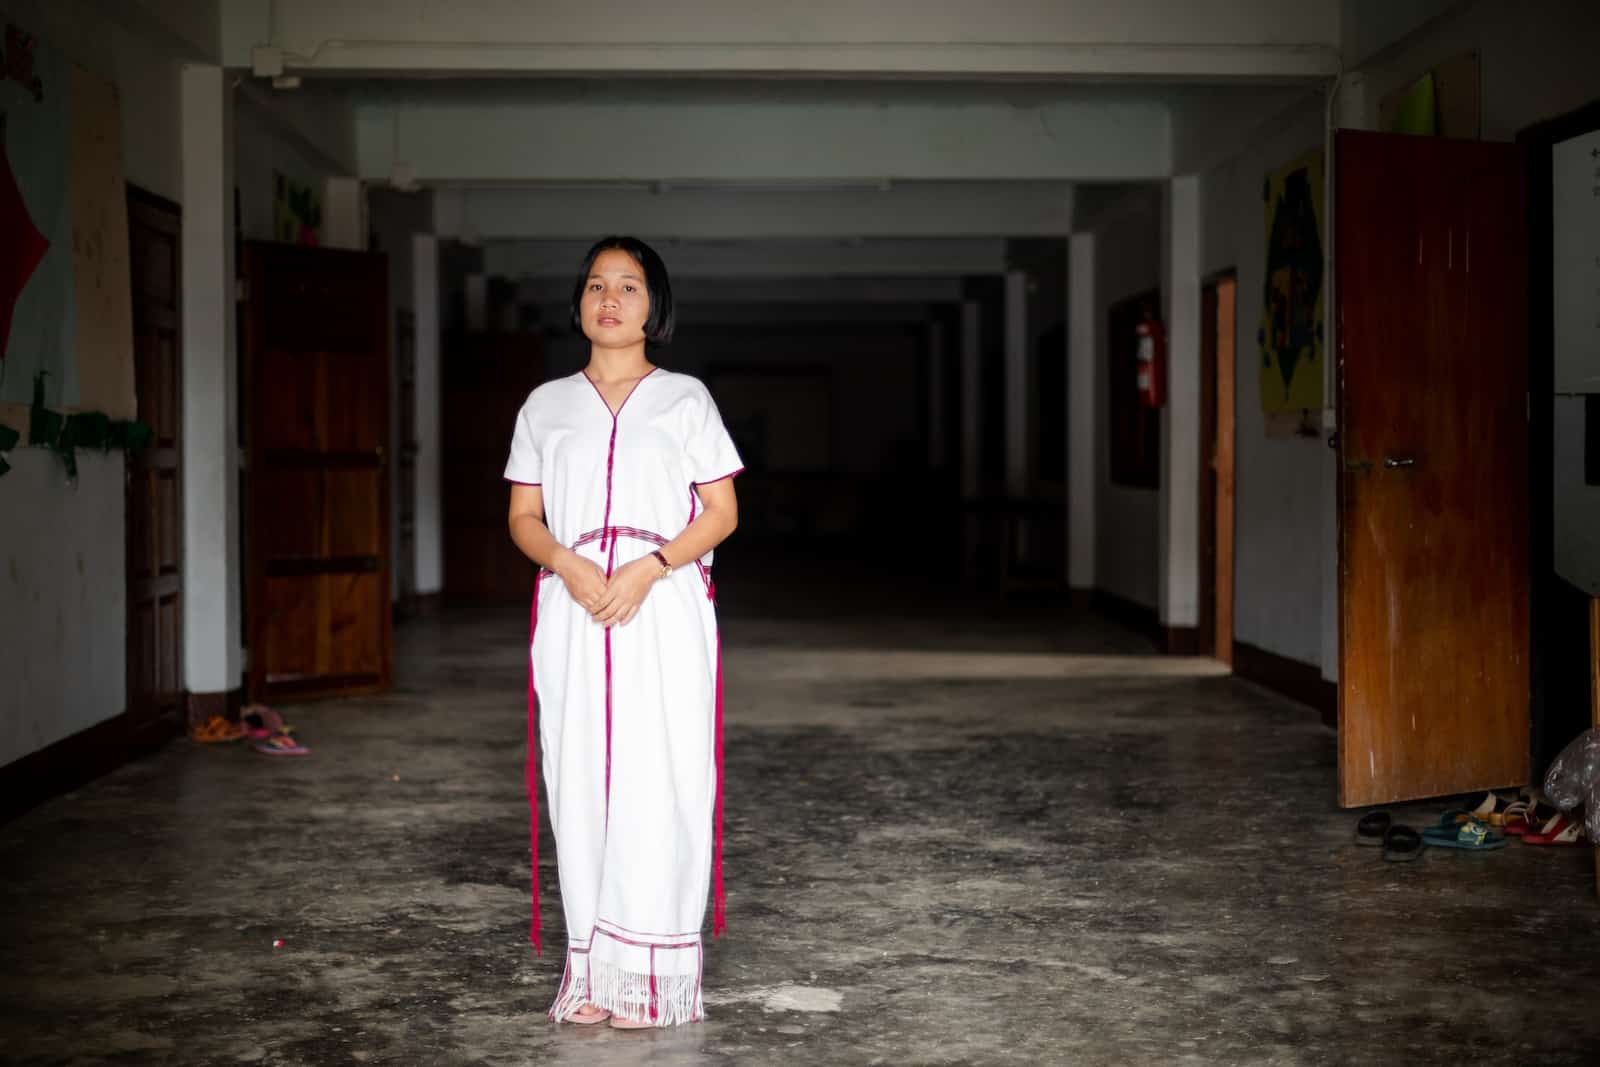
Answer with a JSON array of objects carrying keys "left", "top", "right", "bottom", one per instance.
[{"left": 504, "top": 367, "right": 743, "bottom": 1026}]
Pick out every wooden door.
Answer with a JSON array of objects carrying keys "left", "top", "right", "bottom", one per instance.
[
  {"left": 125, "top": 188, "right": 183, "bottom": 731},
  {"left": 442, "top": 332, "right": 543, "bottom": 600},
  {"left": 243, "top": 243, "right": 391, "bottom": 702},
  {"left": 1337, "top": 130, "right": 1528, "bottom": 806},
  {"left": 1199, "top": 275, "right": 1237, "bottom": 665}
]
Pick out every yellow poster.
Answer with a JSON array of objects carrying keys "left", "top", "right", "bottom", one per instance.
[{"left": 1259, "top": 148, "right": 1325, "bottom": 415}]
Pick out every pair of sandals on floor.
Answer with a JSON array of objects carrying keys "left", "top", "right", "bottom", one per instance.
[
  {"left": 1357, "top": 787, "right": 1585, "bottom": 860},
  {"left": 568, "top": 1003, "right": 655, "bottom": 1029}
]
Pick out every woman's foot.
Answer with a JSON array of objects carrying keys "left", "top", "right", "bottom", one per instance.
[
  {"left": 609, "top": 1012, "right": 654, "bottom": 1030},
  {"left": 568, "top": 1003, "right": 611, "bottom": 1025}
]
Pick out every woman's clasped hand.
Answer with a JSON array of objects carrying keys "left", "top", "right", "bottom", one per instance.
[{"left": 553, "top": 550, "right": 663, "bottom": 629}]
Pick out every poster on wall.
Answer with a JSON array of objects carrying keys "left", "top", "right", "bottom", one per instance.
[
  {"left": 273, "top": 171, "right": 322, "bottom": 246},
  {"left": 0, "top": 19, "right": 134, "bottom": 433},
  {"left": 1258, "top": 147, "right": 1325, "bottom": 425}
]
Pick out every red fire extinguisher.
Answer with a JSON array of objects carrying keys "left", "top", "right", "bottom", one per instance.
[{"left": 1136, "top": 315, "right": 1166, "bottom": 408}]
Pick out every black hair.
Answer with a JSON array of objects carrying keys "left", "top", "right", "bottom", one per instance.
[{"left": 569, "top": 235, "right": 675, "bottom": 345}]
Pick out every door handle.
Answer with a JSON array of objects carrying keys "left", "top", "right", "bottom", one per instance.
[{"left": 1383, "top": 456, "right": 1416, "bottom": 469}]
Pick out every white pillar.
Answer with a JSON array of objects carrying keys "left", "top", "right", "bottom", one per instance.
[
  {"left": 1004, "top": 270, "right": 1028, "bottom": 498},
  {"left": 959, "top": 300, "right": 981, "bottom": 500},
  {"left": 412, "top": 234, "right": 443, "bottom": 597},
  {"left": 926, "top": 318, "right": 947, "bottom": 469},
  {"left": 1067, "top": 232, "right": 1097, "bottom": 593},
  {"left": 1160, "top": 176, "right": 1202, "bottom": 630},
  {"left": 322, "top": 177, "right": 367, "bottom": 251},
  {"left": 180, "top": 65, "right": 241, "bottom": 696}
]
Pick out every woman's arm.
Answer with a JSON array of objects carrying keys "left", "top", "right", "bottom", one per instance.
[
  {"left": 508, "top": 483, "right": 609, "bottom": 614},
  {"left": 590, "top": 476, "right": 739, "bottom": 628}
]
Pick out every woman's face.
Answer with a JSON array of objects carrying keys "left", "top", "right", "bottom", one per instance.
[{"left": 580, "top": 248, "right": 650, "bottom": 346}]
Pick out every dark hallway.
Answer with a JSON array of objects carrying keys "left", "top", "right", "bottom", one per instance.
[{"left": 4, "top": 580, "right": 1598, "bottom": 1065}]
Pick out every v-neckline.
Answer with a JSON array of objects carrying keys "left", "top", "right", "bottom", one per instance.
[{"left": 580, "top": 367, "right": 658, "bottom": 420}]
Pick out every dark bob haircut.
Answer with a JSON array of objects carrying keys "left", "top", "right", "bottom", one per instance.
[{"left": 569, "top": 235, "right": 675, "bottom": 345}]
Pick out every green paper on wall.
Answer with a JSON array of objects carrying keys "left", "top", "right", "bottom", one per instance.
[{"left": 1388, "top": 72, "right": 1438, "bottom": 136}]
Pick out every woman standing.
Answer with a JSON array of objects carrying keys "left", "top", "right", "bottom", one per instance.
[{"left": 505, "top": 236, "right": 742, "bottom": 1029}]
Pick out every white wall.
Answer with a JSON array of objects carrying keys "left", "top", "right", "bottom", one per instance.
[
  {"left": 0, "top": 453, "right": 126, "bottom": 767},
  {"left": 1091, "top": 188, "right": 1163, "bottom": 612},
  {"left": 0, "top": 1, "right": 193, "bottom": 203},
  {"left": 1192, "top": 0, "right": 1600, "bottom": 677},
  {"left": 1351, "top": 0, "right": 1600, "bottom": 141},
  {"left": 234, "top": 86, "right": 358, "bottom": 242},
  {"left": 1198, "top": 96, "right": 1328, "bottom": 669},
  {"left": 0, "top": 1, "right": 197, "bottom": 766}
]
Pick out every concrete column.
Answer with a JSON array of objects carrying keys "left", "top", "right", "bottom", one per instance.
[
  {"left": 322, "top": 177, "right": 367, "bottom": 251},
  {"left": 1067, "top": 232, "right": 1097, "bottom": 593},
  {"left": 1159, "top": 176, "right": 1202, "bottom": 631},
  {"left": 179, "top": 65, "right": 241, "bottom": 696},
  {"left": 959, "top": 300, "right": 981, "bottom": 500},
  {"left": 412, "top": 234, "right": 443, "bottom": 597},
  {"left": 926, "top": 318, "right": 947, "bottom": 470},
  {"left": 1004, "top": 270, "right": 1028, "bottom": 498}
]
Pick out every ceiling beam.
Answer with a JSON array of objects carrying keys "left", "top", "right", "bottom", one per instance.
[
  {"left": 433, "top": 183, "right": 1074, "bottom": 240},
  {"left": 355, "top": 84, "right": 1171, "bottom": 183},
  {"left": 484, "top": 239, "right": 1009, "bottom": 280},
  {"left": 233, "top": 0, "right": 1338, "bottom": 79}
]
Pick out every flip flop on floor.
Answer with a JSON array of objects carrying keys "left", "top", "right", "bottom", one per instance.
[
  {"left": 1382, "top": 824, "right": 1424, "bottom": 862},
  {"left": 1356, "top": 810, "right": 1392, "bottom": 847},
  {"left": 1423, "top": 811, "right": 1507, "bottom": 851},
  {"left": 252, "top": 733, "right": 310, "bottom": 757},
  {"left": 1522, "top": 813, "right": 1586, "bottom": 846},
  {"left": 241, "top": 704, "right": 291, "bottom": 739},
  {"left": 189, "top": 715, "right": 245, "bottom": 743}
]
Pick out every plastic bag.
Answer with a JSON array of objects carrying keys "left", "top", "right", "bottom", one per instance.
[{"left": 1542, "top": 725, "right": 1600, "bottom": 840}]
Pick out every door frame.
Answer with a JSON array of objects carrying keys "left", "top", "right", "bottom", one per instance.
[
  {"left": 124, "top": 183, "right": 184, "bottom": 736},
  {"left": 1199, "top": 269, "right": 1237, "bottom": 666}
]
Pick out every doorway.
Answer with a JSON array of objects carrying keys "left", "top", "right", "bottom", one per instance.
[
  {"left": 124, "top": 186, "right": 184, "bottom": 735},
  {"left": 242, "top": 242, "right": 393, "bottom": 702},
  {"left": 1199, "top": 273, "right": 1237, "bottom": 665}
]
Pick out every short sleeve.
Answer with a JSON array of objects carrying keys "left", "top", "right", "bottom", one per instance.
[
  {"left": 686, "top": 385, "right": 744, "bottom": 485},
  {"left": 504, "top": 403, "right": 541, "bottom": 484}
]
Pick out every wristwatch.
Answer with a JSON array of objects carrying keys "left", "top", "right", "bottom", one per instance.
[{"left": 651, "top": 550, "right": 673, "bottom": 578}]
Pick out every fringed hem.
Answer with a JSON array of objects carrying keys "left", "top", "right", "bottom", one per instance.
[{"left": 548, "top": 960, "right": 705, "bottom": 1027}]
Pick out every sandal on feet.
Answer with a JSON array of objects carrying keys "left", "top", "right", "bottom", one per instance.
[
  {"left": 609, "top": 1013, "right": 655, "bottom": 1030},
  {"left": 567, "top": 1004, "right": 611, "bottom": 1026}
]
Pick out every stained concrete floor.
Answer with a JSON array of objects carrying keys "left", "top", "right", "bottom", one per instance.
[{"left": 4, "top": 574, "right": 1600, "bottom": 1065}]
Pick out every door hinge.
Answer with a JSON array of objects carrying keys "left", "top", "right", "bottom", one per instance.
[{"left": 236, "top": 277, "right": 249, "bottom": 302}]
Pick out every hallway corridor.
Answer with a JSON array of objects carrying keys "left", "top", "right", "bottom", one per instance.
[{"left": 3, "top": 600, "right": 1599, "bottom": 1065}]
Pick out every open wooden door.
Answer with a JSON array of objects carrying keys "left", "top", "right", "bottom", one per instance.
[
  {"left": 125, "top": 188, "right": 183, "bottom": 733},
  {"left": 1337, "top": 130, "right": 1528, "bottom": 806},
  {"left": 243, "top": 243, "right": 391, "bottom": 702}
]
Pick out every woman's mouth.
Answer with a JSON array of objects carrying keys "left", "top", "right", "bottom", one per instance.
[{"left": 598, "top": 316, "right": 621, "bottom": 327}]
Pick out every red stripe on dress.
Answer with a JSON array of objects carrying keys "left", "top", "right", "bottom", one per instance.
[
  {"left": 526, "top": 571, "right": 546, "bottom": 954},
  {"left": 649, "top": 946, "right": 659, "bottom": 1022}
]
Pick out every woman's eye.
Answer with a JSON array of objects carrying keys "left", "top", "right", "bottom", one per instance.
[
  {"left": 624, "top": 285, "right": 636, "bottom": 293},
  {"left": 589, "top": 283, "right": 602, "bottom": 291}
]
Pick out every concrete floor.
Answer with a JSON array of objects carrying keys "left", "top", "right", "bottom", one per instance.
[{"left": 4, "top": 582, "right": 1600, "bottom": 1065}]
